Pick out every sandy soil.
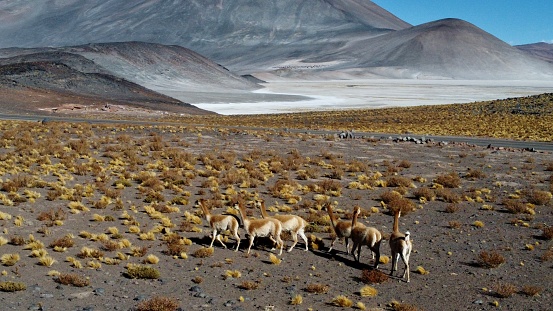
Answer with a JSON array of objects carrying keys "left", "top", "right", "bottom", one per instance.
[{"left": 0, "top": 123, "right": 551, "bottom": 311}]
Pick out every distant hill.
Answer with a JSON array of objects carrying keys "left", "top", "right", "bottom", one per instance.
[
  {"left": 0, "top": 46, "right": 226, "bottom": 115},
  {"left": 0, "top": 0, "right": 552, "bottom": 80},
  {"left": 516, "top": 42, "right": 553, "bottom": 64}
]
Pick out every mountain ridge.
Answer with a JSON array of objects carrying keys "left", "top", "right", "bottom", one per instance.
[{"left": 0, "top": 1, "right": 552, "bottom": 81}]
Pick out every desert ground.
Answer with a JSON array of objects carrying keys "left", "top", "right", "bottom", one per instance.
[{"left": 0, "top": 119, "right": 551, "bottom": 311}]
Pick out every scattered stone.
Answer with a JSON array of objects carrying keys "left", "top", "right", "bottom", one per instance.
[{"left": 189, "top": 285, "right": 202, "bottom": 293}]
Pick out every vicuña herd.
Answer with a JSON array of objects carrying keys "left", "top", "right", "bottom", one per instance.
[{"left": 194, "top": 199, "right": 412, "bottom": 282}]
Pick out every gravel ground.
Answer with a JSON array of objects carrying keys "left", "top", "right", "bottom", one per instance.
[{"left": 0, "top": 122, "right": 551, "bottom": 311}]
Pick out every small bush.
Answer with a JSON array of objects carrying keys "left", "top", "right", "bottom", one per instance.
[
  {"left": 542, "top": 226, "right": 553, "bottom": 240},
  {"left": 492, "top": 282, "right": 517, "bottom": 298},
  {"left": 330, "top": 295, "right": 353, "bottom": 307},
  {"left": 290, "top": 294, "right": 303, "bottom": 305},
  {"left": 520, "top": 285, "right": 543, "bottom": 297},
  {"left": 0, "top": 281, "right": 26, "bottom": 292},
  {"left": 361, "top": 269, "right": 389, "bottom": 284},
  {"left": 525, "top": 189, "right": 552, "bottom": 206},
  {"left": 448, "top": 221, "right": 462, "bottom": 229},
  {"left": 305, "top": 283, "right": 329, "bottom": 294},
  {"left": 502, "top": 199, "right": 527, "bottom": 214},
  {"left": 238, "top": 280, "right": 260, "bottom": 290},
  {"left": 386, "top": 176, "right": 413, "bottom": 188},
  {"left": 55, "top": 273, "right": 90, "bottom": 287},
  {"left": 192, "top": 247, "right": 214, "bottom": 258},
  {"left": 435, "top": 188, "right": 461, "bottom": 203},
  {"left": 465, "top": 168, "right": 486, "bottom": 179},
  {"left": 444, "top": 204, "right": 460, "bottom": 213},
  {"left": 390, "top": 300, "right": 423, "bottom": 311},
  {"left": 540, "top": 249, "right": 553, "bottom": 261},
  {"left": 477, "top": 250, "right": 505, "bottom": 268},
  {"left": 135, "top": 296, "right": 179, "bottom": 311},
  {"left": 125, "top": 264, "right": 160, "bottom": 279},
  {"left": 380, "top": 191, "right": 403, "bottom": 204},
  {"left": 359, "top": 285, "right": 378, "bottom": 297},
  {"left": 9, "top": 235, "right": 25, "bottom": 246},
  {"left": 413, "top": 187, "right": 435, "bottom": 201},
  {"left": 49, "top": 236, "right": 74, "bottom": 249},
  {"left": 387, "top": 197, "right": 416, "bottom": 214},
  {"left": 1, "top": 253, "right": 20, "bottom": 266},
  {"left": 435, "top": 172, "right": 461, "bottom": 188}
]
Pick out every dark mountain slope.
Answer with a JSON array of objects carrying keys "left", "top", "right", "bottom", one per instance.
[
  {"left": 0, "top": 42, "right": 260, "bottom": 92},
  {"left": 0, "top": 59, "right": 212, "bottom": 115},
  {"left": 516, "top": 42, "right": 553, "bottom": 64}
]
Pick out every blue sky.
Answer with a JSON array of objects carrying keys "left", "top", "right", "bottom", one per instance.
[{"left": 372, "top": 0, "right": 553, "bottom": 45}]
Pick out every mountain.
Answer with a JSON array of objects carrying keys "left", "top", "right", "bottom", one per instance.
[
  {"left": 0, "top": 0, "right": 552, "bottom": 80},
  {"left": 334, "top": 19, "right": 553, "bottom": 79},
  {"left": 0, "top": 45, "right": 242, "bottom": 115},
  {"left": 516, "top": 42, "right": 553, "bottom": 64}
]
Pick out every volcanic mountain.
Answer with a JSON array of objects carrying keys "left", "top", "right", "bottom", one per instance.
[{"left": 0, "top": 0, "right": 552, "bottom": 82}]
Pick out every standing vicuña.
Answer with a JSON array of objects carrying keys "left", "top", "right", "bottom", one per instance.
[
  {"left": 324, "top": 202, "right": 353, "bottom": 253},
  {"left": 234, "top": 201, "right": 283, "bottom": 255},
  {"left": 389, "top": 210, "right": 412, "bottom": 282},
  {"left": 350, "top": 206, "right": 382, "bottom": 268},
  {"left": 196, "top": 199, "right": 241, "bottom": 251},
  {"left": 257, "top": 200, "right": 308, "bottom": 252}
]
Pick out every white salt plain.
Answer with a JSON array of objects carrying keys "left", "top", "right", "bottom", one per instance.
[{"left": 189, "top": 79, "right": 553, "bottom": 115}]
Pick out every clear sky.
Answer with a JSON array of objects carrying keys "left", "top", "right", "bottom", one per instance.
[{"left": 372, "top": 0, "right": 553, "bottom": 45}]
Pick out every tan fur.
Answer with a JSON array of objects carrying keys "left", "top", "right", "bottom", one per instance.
[
  {"left": 324, "top": 203, "right": 353, "bottom": 253},
  {"left": 350, "top": 206, "right": 382, "bottom": 268},
  {"left": 257, "top": 200, "right": 308, "bottom": 252},
  {"left": 234, "top": 202, "right": 283, "bottom": 255},
  {"left": 389, "top": 210, "right": 412, "bottom": 282},
  {"left": 196, "top": 199, "right": 240, "bottom": 251}
]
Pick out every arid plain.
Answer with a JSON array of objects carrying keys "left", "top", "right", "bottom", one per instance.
[{"left": 0, "top": 116, "right": 551, "bottom": 311}]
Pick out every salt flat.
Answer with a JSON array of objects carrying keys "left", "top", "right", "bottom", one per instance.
[{"left": 189, "top": 79, "right": 553, "bottom": 115}]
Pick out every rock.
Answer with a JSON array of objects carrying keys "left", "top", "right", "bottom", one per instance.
[{"left": 189, "top": 285, "right": 202, "bottom": 293}]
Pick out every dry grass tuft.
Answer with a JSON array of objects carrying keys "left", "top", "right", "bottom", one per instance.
[
  {"left": 435, "top": 172, "right": 461, "bottom": 188},
  {"left": 541, "top": 226, "right": 553, "bottom": 240},
  {"left": 520, "top": 285, "right": 543, "bottom": 297},
  {"left": 361, "top": 269, "right": 389, "bottom": 284},
  {"left": 390, "top": 300, "right": 423, "bottom": 311},
  {"left": 448, "top": 220, "right": 462, "bottom": 229},
  {"left": 477, "top": 250, "right": 505, "bottom": 268},
  {"left": 1, "top": 253, "right": 20, "bottom": 266},
  {"left": 49, "top": 235, "right": 74, "bottom": 249},
  {"left": 305, "top": 283, "right": 329, "bottom": 294},
  {"left": 55, "top": 273, "right": 90, "bottom": 287},
  {"left": 359, "top": 285, "right": 378, "bottom": 297},
  {"left": 492, "top": 282, "right": 517, "bottom": 298},
  {"left": 125, "top": 264, "right": 160, "bottom": 279},
  {"left": 290, "top": 294, "right": 303, "bottom": 305},
  {"left": 0, "top": 281, "right": 26, "bottom": 292},
  {"left": 525, "top": 189, "right": 552, "bottom": 206},
  {"left": 237, "top": 280, "right": 260, "bottom": 290},
  {"left": 268, "top": 253, "right": 281, "bottom": 265},
  {"left": 192, "top": 247, "right": 214, "bottom": 258},
  {"left": 135, "top": 296, "right": 179, "bottom": 311},
  {"left": 330, "top": 295, "right": 353, "bottom": 307}
]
